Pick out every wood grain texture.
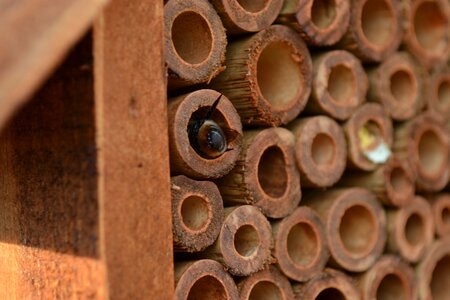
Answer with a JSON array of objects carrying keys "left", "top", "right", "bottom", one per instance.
[{"left": 94, "top": 0, "right": 174, "bottom": 298}]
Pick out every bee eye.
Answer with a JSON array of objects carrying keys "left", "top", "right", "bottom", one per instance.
[{"left": 197, "top": 121, "right": 227, "bottom": 159}]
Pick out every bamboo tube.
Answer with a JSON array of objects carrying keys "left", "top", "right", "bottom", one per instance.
[
  {"left": 209, "top": 0, "right": 284, "bottom": 35},
  {"left": 428, "top": 68, "right": 450, "bottom": 119},
  {"left": 344, "top": 103, "right": 393, "bottom": 171},
  {"left": 338, "top": 156, "right": 415, "bottom": 207},
  {"left": 355, "top": 255, "right": 415, "bottom": 300},
  {"left": 430, "top": 194, "right": 450, "bottom": 237},
  {"left": 164, "top": 0, "right": 227, "bottom": 89},
  {"left": 168, "top": 89, "right": 243, "bottom": 179},
  {"left": 338, "top": 0, "right": 403, "bottom": 62},
  {"left": 171, "top": 176, "right": 224, "bottom": 252},
  {"left": 416, "top": 237, "right": 450, "bottom": 300},
  {"left": 393, "top": 112, "right": 450, "bottom": 191},
  {"left": 218, "top": 127, "right": 300, "bottom": 219},
  {"left": 272, "top": 207, "right": 329, "bottom": 282},
  {"left": 303, "top": 188, "right": 386, "bottom": 272},
  {"left": 202, "top": 205, "right": 273, "bottom": 276},
  {"left": 277, "top": 0, "right": 350, "bottom": 46},
  {"left": 209, "top": 25, "right": 312, "bottom": 126},
  {"left": 306, "top": 50, "right": 367, "bottom": 121},
  {"left": 175, "top": 259, "right": 239, "bottom": 300},
  {"left": 367, "top": 52, "right": 427, "bottom": 121},
  {"left": 403, "top": 0, "right": 450, "bottom": 70},
  {"left": 386, "top": 195, "right": 434, "bottom": 263},
  {"left": 288, "top": 116, "right": 347, "bottom": 188},
  {"left": 237, "top": 265, "right": 295, "bottom": 300},
  {"left": 292, "top": 268, "right": 359, "bottom": 299}
]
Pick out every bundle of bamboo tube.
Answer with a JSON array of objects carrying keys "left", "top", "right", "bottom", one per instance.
[{"left": 165, "top": 0, "right": 450, "bottom": 299}]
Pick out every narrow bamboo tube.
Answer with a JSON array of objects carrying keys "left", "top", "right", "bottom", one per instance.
[
  {"left": 344, "top": 103, "right": 393, "bottom": 171},
  {"left": 209, "top": 0, "right": 284, "bottom": 35},
  {"left": 416, "top": 237, "right": 450, "bottom": 300},
  {"left": 277, "top": 0, "right": 350, "bottom": 46},
  {"left": 355, "top": 255, "right": 415, "bottom": 300},
  {"left": 393, "top": 112, "right": 450, "bottom": 191},
  {"left": 209, "top": 25, "right": 312, "bottom": 126},
  {"left": 168, "top": 89, "right": 243, "bottom": 179},
  {"left": 288, "top": 116, "right": 347, "bottom": 188},
  {"left": 202, "top": 205, "right": 273, "bottom": 276},
  {"left": 338, "top": 156, "right": 415, "bottom": 207},
  {"left": 403, "top": 0, "right": 450, "bottom": 70},
  {"left": 292, "top": 268, "right": 359, "bottom": 299},
  {"left": 171, "top": 176, "right": 224, "bottom": 252},
  {"left": 306, "top": 50, "right": 367, "bottom": 120},
  {"left": 386, "top": 195, "right": 434, "bottom": 263},
  {"left": 367, "top": 52, "right": 427, "bottom": 121},
  {"left": 303, "top": 188, "right": 386, "bottom": 272},
  {"left": 175, "top": 259, "right": 239, "bottom": 300},
  {"left": 428, "top": 68, "right": 450, "bottom": 119},
  {"left": 338, "top": 0, "right": 402, "bottom": 62},
  {"left": 164, "top": 0, "right": 227, "bottom": 89},
  {"left": 430, "top": 194, "right": 450, "bottom": 237},
  {"left": 272, "top": 207, "right": 329, "bottom": 282},
  {"left": 237, "top": 266, "right": 295, "bottom": 300}
]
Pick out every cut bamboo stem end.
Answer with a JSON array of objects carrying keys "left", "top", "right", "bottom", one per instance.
[
  {"left": 237, "top": 265, "right": 295, "bottom": 300},
  {"left": 304, "top": 188, "right": 386, "bottom": 272},
  {"left": 393, "top": 112, "right": 450, "bottom": 191},
  {"left": 428, "top": 68, "right": 450, "bottom": 119},
  {"left": 202, "top": 205, "right": 273, "bottom": 276},
  {"left": 356, "top": 255, "right": 415, "bottom": 300},
  {"left": 338, "top": 156, "right": 415, "bottom": 207},
  {"left": 386, "top": 195, "right": 434, "bottom": 263},
  {"left": 367, "top": 52, "right": 427, "bottom": 121},
  {"left": 403, "top": 0, "right": 450, "bottom": 70},
  {"left": 174, "top": 259, "right": 239, "bottom": 300},
  {"left": 338, "top": 0, "right": 402, "bottom": 62},
  {"left": 307, "top": 50, "right": 367, "bottom": 120},
  {"left": 292, "top": 268, "right": 360, "bottom": 299},
  {"left": 416, "top": 237, "right": 450, "bottom": 300},
  {"left": 289, "top": 116, "right": 347, "bottom": 188},
  {"left": 210, "top": 0, "right": 284, "bottom": 35},
  {"left": 430, "top": 193, "right": 450, "bottom": 237},
  {"left": 218, "top": 127, "right": 301, "bottom": 219},
  {"left": 168, "top": 89, "right": 243, "bottom": 179},
  {"left": 277, "top": 0, "right": 350, "bottom": 46},
  {"left": 272, "top": 206, "right": 329, "bottom": 282},
  {"left": 171, "top": 176, "right": 224, "bottom": 252},
  {"left": 344, "top": 103, "right": 393, "bottom": 171},
  {"left": 209, "top": 25, "right": 312, "bottom": 126},
  {"left": 164, "top": 0, "right": 227, "bottom": 89}
]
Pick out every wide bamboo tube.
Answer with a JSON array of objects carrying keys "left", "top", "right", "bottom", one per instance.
[
  {"left": 393, "top": 112, "right": 450, "bottom": 191},
  {"left": 367, "top": 52, "right": 427, "bottom": 121},
  {"left": 386, "top": 195, "right": 434, "bottom": 263},
  {"left": 272, "top": 207, "right": 329, "bottom": 282},
  {"left": 164, "top": 0, "right": 227, "bottom": 89},
  {"left": 428, "top": 68, "right": 450, "bottom": 119},
  {"left": 202, "top": 205, "right": 273, "bottom": 276},
  {"left": 277, "top": 0, "right": 350, "bottom": 46},
  {"left": 344, "top": 103, "right": 393, "bottom": 171},
  {"left": 175, "top": 259, "right": 239, "bottom": 300},
  {"left": 218, "top": 127, "right": 300, "bottom": 219},
  {"left": 430, "top": 194, "right": 450, "bottom": 237},
  {"left": 338, "top": 0, "right": 402, "bottom": 62},
  {"left": 338, "top": 156, "right": 415, "bottom": 207},
  {"left": 416, "top": 237, "right": 450, "bottom": 300},
  {"left": 304, "top": 188, "right": 386, "bottom": 272},
  {"left": 237, "top": 266, "right": 295, "bottom": 300},
  {"left": 403, "top": 0, "right": 450, "bottom": 70},
  {"left": 355, "top": 255, "right": 415, "bottom": 300},
  {"left": 209, "top": 25, "right": 312, "bottom": 126},
  {"left": 171, "top": 176, "right": 224, "bottom": 252},
  {"left": 292, "top": 268, "right": 359, "bottom": 299},
  {"left": 210, "top": 0, "right": 284, "bottom": 35},
  {"left": 306, "top": 50, "right": 367, "bottom": 120},
  {"left": 168, "top": 89, "right": 243, "bottom": 179},
  {"left": 289, "top": 116, "right": 347, "bottom": 188}
]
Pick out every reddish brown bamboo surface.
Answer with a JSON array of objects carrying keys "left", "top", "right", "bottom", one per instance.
[
  {"left": 430, "top": 194, "right": 450, "bottom": 237},
  {"left": 428, "top": 68, "right": 450, "bottom": 119}
]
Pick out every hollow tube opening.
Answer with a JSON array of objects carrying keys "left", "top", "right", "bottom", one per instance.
[
  {"left": 414, "top": 2, "right": 448, "bottom": 55},
  {"left": 287, "top": 222, "right": 319, "bottom": 266},
  {"left": 234, "top": 224, "right": 260, "bottom": 257},
  {"left": 248, "top": 281, "right": 283, "bottom": 300},
  {"left": 376, "top": 273, "right": 407, "bottom": 300},
  {"left": 361, "top": 0, "right": 394, "bottom": 46},
  {"left": 418, "top": 129, "right": 446, "bottom": 176},
  {"left": 442, "top": 207, "right": 450, "bottom": 225},
  {"left": 237, "top": 0, "right": 269, "bottom": 13},
  {"left": 328, "top": 64, "right": 356, "bottom": 105},
  {"left": 258, "top": 146, "right": 288, "bottom": 198},
  {"left": 389, "top": 167, "right": 411, "bottom": 195},
  {"left": 316, "top": 288, "right": 345, "bottom": 300},
  {"left": 430, "top": 254, "right": 450, "bottom": 300},
  {"left": 405, "top": 213, "right": 425, "bottom": 246},
  {"left": 438, "top": 80, "right": 450, "bottom": 107},
  {"left": 390, "top": 70, "right": 415, "bottom": 103},
  {"left": 187, "top": 275, "right": 227, "bottom": 300},
  {"left": 311, "top": 133, "right": 336, "bottom": 166},
  {"left": 181, "top": 195, "right": 210, "bottom": 231},
  {"left": 311, "top": 0, "right": 337, "bottom": 29}
]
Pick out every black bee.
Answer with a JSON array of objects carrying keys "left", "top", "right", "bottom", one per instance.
[{"left": 188, "top": 94, "right": 239, "bottom": 159}]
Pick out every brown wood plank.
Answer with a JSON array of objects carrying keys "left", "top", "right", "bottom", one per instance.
[{"left": 94, "top": 0, "right": 174, "bottom": 299}]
